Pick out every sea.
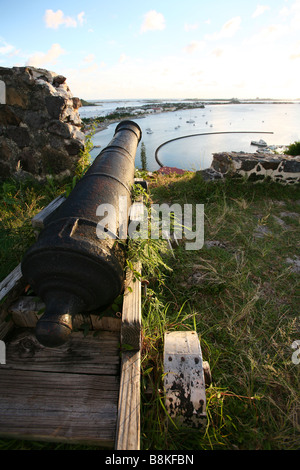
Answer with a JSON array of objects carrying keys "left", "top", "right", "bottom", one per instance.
[{"left": 79, "top": 100, "right": 300, "bottom": 172}]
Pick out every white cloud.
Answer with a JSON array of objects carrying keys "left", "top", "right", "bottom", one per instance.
[
  {"left": 26, "top": 43, "right": 65, "bottom": 67},
  {"left": 183, "top": 40, "right": 205, "bottom": 54},
  {"left": 119, "top": 53, "right": 128, "bottom": 64},
  {"left": 84, "top": 53, "right": 95, "bottom": 63},
  {"left": 184, "top": 22, "right": 199, "bottom": 32},
  {"left": 246, "top": 23, "right": 288, "bottom": 44},
  {"left": 205, "top": 16, "right": 241, "bottom": 40},
  {"left": 77, "top": 12, "right": 85, "bottom": 25},
  {"left": 0, "top": 38, "right": 20, "bottom": 57},
  {"left": 289, "top": 40, "right": 300, "bottom": 60},
  {"left": 44, "top": 9, "right": 85, "bottom": 29},
  {"left": 211, "top": 48, "right": 224, "bottom": 57},
  {"left": 252, "top": 5, "right": 270, "bottom": 18},
  {"left": 140, "top": 10, "right": 166, "bottom": 33},
  {"left": 0, "top": 41, "right": 15, "bottom": 55},
  {"left": 290, "top": 52, "right": 300, "bottom": 60}
]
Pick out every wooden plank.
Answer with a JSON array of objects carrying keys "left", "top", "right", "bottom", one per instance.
[
  {"left": 31, "top": 194, "right": 66, "bottom": 230},
  {"left": 0, "top": 264, "right": 23, "bottom": 303},
  {"left": 115, "top": 350, "right": 141, "bottom": 450},
  {"left": 116, "top": 262, "right": 142, "bottom": 450},
  {"left": 121, "top": 262, "right": 141, "bottom": 351},
  {"left": 0, "top": 369, "right": 118, "bottom": 447},
  {"left": 0, "top": 263, "right": 26, "bottom": 340},
  {"left": 0, "top": 328, "right": 121, "bottom": 447},
  {"left": 5, "top": 329, "right": 120, "bottom": 376}
]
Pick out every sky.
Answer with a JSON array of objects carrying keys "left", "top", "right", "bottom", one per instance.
[{"left": 0, "top": 0, "right": 300, "bottom": 99}]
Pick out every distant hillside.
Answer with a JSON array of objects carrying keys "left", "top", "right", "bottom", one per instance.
[{"left": 80, "top": 99, "right": 96, "bottom": 107}]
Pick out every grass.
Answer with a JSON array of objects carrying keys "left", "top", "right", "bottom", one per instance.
[
  {"left": 137, "top": 172, "right": 300, "bottom": 450},
  {"left": 0, "top": 167, "right": 299, "bottom": 450}
]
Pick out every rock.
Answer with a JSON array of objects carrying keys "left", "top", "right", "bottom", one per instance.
[
  {"left": 45, "top": 95, "right": 65, "bottom": 119},
  {"left": 196, "top": 168, "right": 223, "bottom": 181},
  {"left": 210, "top": 152, "right": 300, "bottom": 184},
  {"left": 0, "top": 66, "right": 85, "bottom": 181},
  {"left": 272, "top": 215, "right": 290, "bottom": 229},
  {"left": 157, "top": 166, "right": 190, "bottom": 175},
  {"left": 6, "top": 126, "right": 30, "bottom": 148},
  {"left": 279, "top": 211, "right": 299, "bottom": 219},
  {"left": 72, "top": 97, "right": 82, "bottom": 109},
  {"left": 53, "top": 75, "right": 66, "bottom": 86},
  {"left": 204, "top": 240, "right": 228, "bottom": 249},
  {"left": 0, "top": 105, "right": 21, "bottom": 126},
  {"left": 47, "top": 121, "right": 72, "bottom": 139},
  {"left": 286, "top": 256, "right": 300, "bottom": 273},
  {"left": 253, "top": 225, "right": 273, "bottom": 239}
]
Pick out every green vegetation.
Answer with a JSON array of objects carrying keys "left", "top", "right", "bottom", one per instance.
[
  {"left": 80, "top": 99, "right": 96, "bottom": 107},
  {"left": 140, "top": 142, "right": 148, "bottom": 171},
  {"left": 285, "top": 141, "right": 300, "bottom": 157},
  {"left": 0, "top": 150, "right": 299, "bottom": 450},
  {"left": 131, "top": 171, "right": 300, "bottom": 450},
  {"left": 0, "top": 138, "right": 92, "bottom": 281}
]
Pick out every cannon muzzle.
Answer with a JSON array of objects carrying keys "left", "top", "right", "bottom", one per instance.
[{"left": 21, "top": 120, "right": 142, "bottom": 347}]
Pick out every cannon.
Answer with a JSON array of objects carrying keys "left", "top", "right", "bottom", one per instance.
[{"left": 21, "top": 120, "right": 142, "bottom": 347}]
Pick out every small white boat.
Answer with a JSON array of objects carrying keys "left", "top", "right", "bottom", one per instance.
[
  {"left": 186, "top": 119, "right": 195, "bottom": 123},
  {"left": 147, "top": 129, "right": 153, "bottom": 134},
  {"left": 251, "top": 139, "right": 267, "bottom": 147}
]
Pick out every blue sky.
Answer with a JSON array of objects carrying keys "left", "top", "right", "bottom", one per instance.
[{"left": 1, "top": 0, "right": 300, "bottom": 99}]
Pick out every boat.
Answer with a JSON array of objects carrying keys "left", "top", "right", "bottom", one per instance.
[
  {"left": 146, "top": 128, "right": 153, "bottom": 134},
  {"left": 186, "top": 119, "right": 195, "bottom": 123},
  {"left": 251, "top": 139, "right": 267, "bottom": 147}
]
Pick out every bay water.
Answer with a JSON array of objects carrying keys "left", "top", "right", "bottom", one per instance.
[{"left": 81, "top": 102, "right": 300, "bottom": 172}]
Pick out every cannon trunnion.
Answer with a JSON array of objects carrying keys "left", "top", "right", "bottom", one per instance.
[{"left": 21, "top": 120, "right": 142, "bottom": 347}]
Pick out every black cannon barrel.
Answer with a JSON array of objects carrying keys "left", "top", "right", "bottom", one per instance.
[{"left": 21, "top": 120, "right": 142, "bottom": 347}]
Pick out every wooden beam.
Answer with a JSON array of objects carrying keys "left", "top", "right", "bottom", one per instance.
[
  {"left": 115, "top": 262, "right": 142, "bottom": 450},
  {"left": 0, "top": 264, "right": 23, "bottom": 303},
  {"left": 121, "top": 262, "right": 142, "bottom": 351},
  {"left": 115, "top": 350, "right": 140, "bottom": 450},
  {"left": 5, "top": 329, "right": 120, "bottom": 376},
  {"left": 0, "top": 264, "right": 25, "bottom": 340},
  {"left": 31, "top": 194, "right": 66, "bottom": 230},
  {"left": 0, "top": 329, "right": 121, "bottom": 447}
]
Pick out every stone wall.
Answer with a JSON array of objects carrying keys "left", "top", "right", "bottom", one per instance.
[
  {"left": 0, "top": 66, "right": 85, "bottom": 181},
  {"left": 200, "top": 152, "right": 300, "bottom": 184}
]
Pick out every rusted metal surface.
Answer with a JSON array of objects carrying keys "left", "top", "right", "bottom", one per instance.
[
  {"left": 21, "top": 120, "right": 141, "bottom": 347},
  {"left": 164, "top": 331, "right": 207, "bottom": 428}
]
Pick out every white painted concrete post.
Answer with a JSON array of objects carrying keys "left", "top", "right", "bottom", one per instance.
[{"left": 163, "top": 331, "right": 207, "bottom": 428}]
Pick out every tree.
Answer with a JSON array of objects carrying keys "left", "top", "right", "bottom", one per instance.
[{"left": 140, "top": 142, "right": 147, "bottom": 171}]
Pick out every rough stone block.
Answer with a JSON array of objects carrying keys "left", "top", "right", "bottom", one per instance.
[{"left": 0, "top": 66, "right": 85, "bottom": 181}]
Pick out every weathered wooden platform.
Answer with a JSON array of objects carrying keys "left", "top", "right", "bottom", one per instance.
[
  {"left": 0, "top": 194, "right": 142, "bottom": 450},
  {"left": 0, "top": 330, "right": 120, "bottom": 447},
  {"left": 0, "top": 266, "right": 141, "bottom": 449}
]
